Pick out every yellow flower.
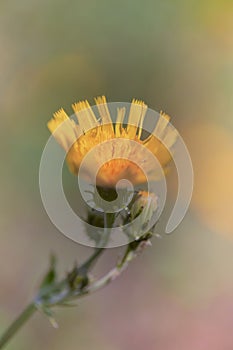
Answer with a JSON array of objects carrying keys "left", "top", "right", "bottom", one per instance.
[{"left": 48, "top": 96, "right": 176, "bottom": 187}]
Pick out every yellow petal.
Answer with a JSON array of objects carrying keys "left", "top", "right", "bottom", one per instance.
[
  {"left": 115, "top": 107, "right": 126, "bottom": 137},
  {"left": 48, "top": 108, "right": 80, "bottom": 150},
  {"left": 72, "top": 100, "right": 99, "bottom": 132},
  {"left": 126, "top": 99, "right": 147, "bottom": 139}
]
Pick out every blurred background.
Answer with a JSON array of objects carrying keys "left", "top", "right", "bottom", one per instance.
[{"left": 1, "top": 0, "right": 233, "bottom": 349}]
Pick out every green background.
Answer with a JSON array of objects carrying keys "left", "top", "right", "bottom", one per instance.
[{"left": 1, "top": 0, "right": 233, "bottom": 349}]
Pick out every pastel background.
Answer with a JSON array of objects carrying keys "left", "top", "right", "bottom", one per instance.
[{"left": 1, "top": 0, "right": 233, "bottom": 349}]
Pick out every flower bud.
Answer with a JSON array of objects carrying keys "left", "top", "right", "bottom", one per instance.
[{"left": 130, "top": 191, "right": 158, "bottom": 239}]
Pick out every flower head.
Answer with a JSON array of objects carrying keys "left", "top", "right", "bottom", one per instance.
[{"left": 48, "top": 96, "right": 176, "bottom": 188}]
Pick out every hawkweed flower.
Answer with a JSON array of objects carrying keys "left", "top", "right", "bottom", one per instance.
[
  {"left": 48, "top": 96, "right": 177, "bottom": 188},
  {"left": 48, "top": 96, "right": 177, "bottom": 244}
]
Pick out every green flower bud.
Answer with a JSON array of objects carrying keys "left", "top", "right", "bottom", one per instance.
[{"left": 130, "top": 191, "right": 158, "bottom": 239}]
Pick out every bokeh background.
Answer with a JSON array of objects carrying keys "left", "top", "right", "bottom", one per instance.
[{"left": 1, "top": 0, "right": 233, "bottom": 349}]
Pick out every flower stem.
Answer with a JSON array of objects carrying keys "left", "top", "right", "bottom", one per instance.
[
  {"left": 0, "top": 303, "right": 36, "bottom": 349},
  {"left": 80, "top": 247, "right": 104, "bottom": 272},
  {"left": 77, "top": 212, "right": 114, "bottom": 273}
]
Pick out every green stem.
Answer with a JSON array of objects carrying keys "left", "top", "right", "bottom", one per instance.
[
  {"left": 80, "top": 247, "right": 104, "bottom": 272},
  {"left": 81, "top": 212, "right": 114, "bottom": 272},
  {"left": 0, "top": 303, "right": 36, "bottom": 349}
]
